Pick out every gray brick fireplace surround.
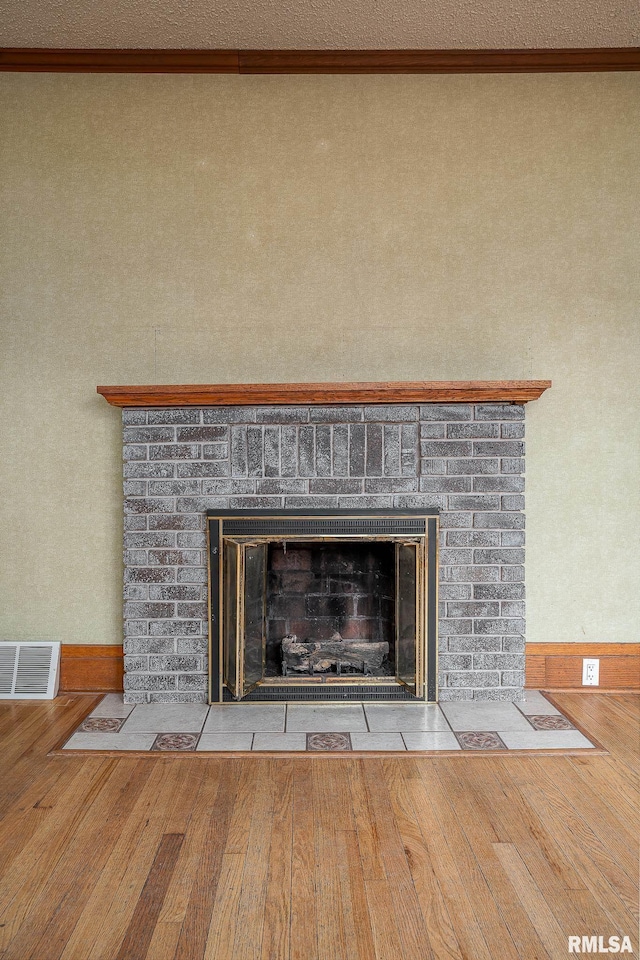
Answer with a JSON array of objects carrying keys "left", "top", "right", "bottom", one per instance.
[{"left": 121, "top": 403, "right": 526, "bottom": 703}]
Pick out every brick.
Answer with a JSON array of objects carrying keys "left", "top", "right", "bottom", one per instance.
[
  {"left": 177, "top": 602, "right": 208, "bottom": 618},
  {"left": 124, "top": 481, "right": 147, "bottom": 497},
  {"left": 125, "top": 638, "right": 175, "bottom": 654},
  {"left": 256, "top": 406, "right": 309, "bottom": 423},
  {"left": 202, "top": 479, "right": 255, "bottom": 495},
  {"left": 365, "top": 478, "right": 417, "bottom": 493},
  {"left": 298, "top": 426, "right": 315, "bottom": 477},
  {"left": 447, "top": 602, "right": 500, "bottom": 617},
  {"left": 176, "top": 532, "right": 207, "bottom": 549},
  {"left": 122, "top": 653, "right": 148, "bottom": 671},
  {"left": 420, "top": 404, "right": 473, "bottom": 421},
  {"left": 229, "top": 496, "right": 283, "bottom": 509},
  {"left": 474, "top": 548, "right": 526, "bottom": 565},
  {"left": 442, "top": 566, "right": 499, "bottom": 582},
  {"left": 177, "top": 461, "right": 230, "bottom": 478},
  {"left": 149, "top": 480, "right": 201, "bottom": 496},
  {"left": 231, "top": 425, "right": 248, "bottom": 476},
  {"left": 438, "top": 512, "right": 473, "bottom": 529},
  {"left": 438, "top": 618, "right": 473, "bottom": 636},
  {"left": 149, "top": 515, "right": 202, "bottom": 530},
  {"left": 473, "top": 476, "right": 525, "bottom": 492},
  {"left": 177, "top": 567, "right": 208, "bottom": 583},
  {"left": 501, "top": 671, "right": 525, "bottom": 687},
  {"left": 125, "top": 567, "right": 175, "bottom": 583},
  {"left": 447, "top": 423, "right": 499, "bottom": 439},
  {"left": 447, "top": 636, "right": 502, "bottom": 652},
  {"left": 501, "top": 422, "right": 525, "bottom": 438},
  {"left": 420, "top": 459, "right": 446, "bottom": 475},
  {"left": 438, "top": 689, "right": 474, "bottom": 701},
  {"left": 332, "top": 424, "right": 349, "bottom": 476},
  {"left": 285, "top": 496, "right": 339, "bottom": 508},
  {"left": 311, "top": 406, "right": 363, "bottom": 422},
  {"left": 149, "top": 656, "right": 202, "bottom": 672},
  {"left": 474, "top": 403, "right": 524, "bottom": 420},
  {"left": 421, "top": 441, "right": 472, "bottom": 458},
  {"left": 501, "top": 458, "right": 525, "bottom": 474},
  {"left": 124, "top": 550, "right": 148, "bottom": 564},
  {"left": 149, "top": 410, "right": 202, "bottom": 424},
  {"left": 501, "top": 531, "right": 525, "bottom": 546},
  {"left": 149, "top": 444, "right": 200, "bottom": 460},
  {"left": 125, "top": 532, "right": 175, "bottom": 549},
  {"left": 383, "top": 424, "right": 401, "bottom": 475},
  {"left": 365, "top": 424, "right": 383, "bottom": 476},
  {"left": 124, "top": 584, "right": 149, "bottom": 600},
  {"left": 440, "top": 549, "right": 473, "bottom": 564},
  {"left": 124, "top": 620, "right": 149, "bottom": 636},
  {"left": 123, "top": 674, "right": 177, "bottom": 690},
  {"left": 501, "top": 637, "right": 526, "bottom": 653},
  {"left": 123, "top": 444, "right": 147, "bottom": 461},
  {"left": 473, "top": 618, "right": 525, "bottom": 635},
  {"left": 204, "top": 407, "right": 256, "bottom": 423},
  {"left": 125, "top": 462, "right": 175, "bottom": 479},
  {"left": 420, "top": 477, "right": 472, "bottom": 493},
  {"left": 470, "top": 688, "right": 521, "bottom": 701},
  {"left": 279, "top": 425, "right": 298, "bottom": 477},
  {"left": 501, "top": 565, "right": 525, "bottom": 581},
  {"left": 122, "top": 409, "right": 147, "bottom": 425},
  {"left": 446, "top": 531, "right": 499, "bottom": 547},
  {"left": 247, "top": 427, "right": 264, "bottom": 476},
  {"left": 364, "top": 404, "right": 419, "bottom": 422},
  {"left": 473, "top": 583, "right": 525, "bottom": 600},
  {"left": 439, "top": 654, "right": 473, "bottom": 670},
  {"left": 473, "top": 512, "right": 524, "bottom": 529},
  {"left": 449, "top": 494, "right": 500, "bottom": 511},
  {"left": 419, "top": 423, "right": 446, "bottom": 439},
  {"left": 264, "top": 426, "right": 280, "bottom": 477},
  {"left": 501, "top": 601, "right": 526, "bottom": 617},
  {"left": 203, "top": 442, "right": 229, "bottom": 460},
  {"left": 447, "top": 459, "right": 499, "bottom": 475},
  {"left": 310, "top": 479, "right": 363, "bottom": 494},
  {"left": 438, "top": 584, "right": 472, "bottom": 600},
  {"left": 177, "top": 638, "right": 208, "bottom": 654},
  {"left": 177, "top": 497, "right": 229, "bottom": 512},
  {"left": 502, "top": 495, "right": 525, "bottom": 511},
  {"left": 177, "top": 674, "right": 208, "bottom": 690},
  {"left": 473, "top": 653, "right": 523, "bottom": 670},
  {"left": 148, "top": 549, "right": 202, "bottom": 566},
  {"left": 150, "top": 620, "right": 203, "bottom": 636},
  {"left": 147, "top": 691, "right": 207, "bottom": 702},
  {"left": 393, "top": 494, "right": 446, "bottom": 509},
  {"left": 125, "top": 602, "right": 174, "bottom": 619},
  {"left": 149, "top": 585, "right": 205, "bottom": 601},
  {"left": 124, "top": 516, "right": 149, "bottom": 533},
  {"left": 446, "top": 672, "right": 499, "bottom": 687},
  {"left": 124, "top": 426, "right": 175, "bottom": 443},
  {"left": 339, "top": 495, "right": 393, "bottom": 509},
  {"left": 257, "top": 479, "right": 307, "bottom": 495},
  {"left": 349, "top": 424, "right": 365, "bottom": 476},
  {"left": 177, "top": 426, "right": 227, "bottom": 442},
  {"left": 315, "top": 425, "right": 332, "bottom": 476},
  {"left": 473, "top": 441, "right": 524, "bottom": 457},
  {"left": 401, "top": 424, "right": 418, "bottom": 476}
]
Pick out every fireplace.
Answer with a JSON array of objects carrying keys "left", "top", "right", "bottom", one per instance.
[{"left": 207, "top": 510, "right": 438, "bottom": 702}]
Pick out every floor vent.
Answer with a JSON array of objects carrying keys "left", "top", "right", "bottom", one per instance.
[
  {"left": 0, "top": 642, "right": 61, "bottom": 699},
  {"left": 223, "top": 684, "right": 419, "bottom": 702}
]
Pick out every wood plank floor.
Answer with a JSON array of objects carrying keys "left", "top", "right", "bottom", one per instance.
[{"left": 0, "top": 692, "right": 637, "bottom": 960}]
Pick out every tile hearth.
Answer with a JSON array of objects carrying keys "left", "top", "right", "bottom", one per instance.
[{"left": 61, "top": 692, "right": 597, "bottom": 753}]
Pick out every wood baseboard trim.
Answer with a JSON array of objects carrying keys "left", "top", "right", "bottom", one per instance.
[
  {"left": 526, "top": 642, "right": 639, "bottom": 690},
  {"left": 60, "top": 644, "right": 124, "bottom": 692},
  {"left": 1, "top": 48, "right": 639, "bottom": 74}
]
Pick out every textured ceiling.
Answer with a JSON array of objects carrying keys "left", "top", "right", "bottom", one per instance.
[{"left": 0, "top": 0, "right": 638, "bottom": 49}]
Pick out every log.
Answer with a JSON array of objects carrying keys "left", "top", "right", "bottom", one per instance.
[{"left": 281, "top": 635, "right": 389, "bottom": 675}]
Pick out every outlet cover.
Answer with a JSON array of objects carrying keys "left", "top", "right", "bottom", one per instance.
[{"left": 582, "top": 658, "right": 600, "bottom": 686}]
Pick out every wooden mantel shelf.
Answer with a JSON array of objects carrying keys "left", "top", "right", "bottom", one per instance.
[{"left": 97, "top": 380, "right": 551, "bottom": 407}]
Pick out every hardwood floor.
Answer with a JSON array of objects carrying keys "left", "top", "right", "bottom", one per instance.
[{"left": 0, "top": 692, "right": 637, "bottom": 959}]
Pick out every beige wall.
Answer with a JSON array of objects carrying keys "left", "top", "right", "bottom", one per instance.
[{"left": 1, "top": 72, "right": 638, "bottom": 646}]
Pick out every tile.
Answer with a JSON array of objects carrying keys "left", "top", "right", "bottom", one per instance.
[
  {"left": 441, "top": 702, "right": 531, "bottom": 732},
  {"left": 80, "top": 718, "right": 124, "bottom": 733},
  {"left": 527, "top": 715, "right": 576, "bottom": 731},
  {"left": 203, "top": 704, "right": 285, "bottom": 734},
  {"left": 120, "top": 703, "right": 209, "bottom": 733},
  {"left": 515, "top": 691, "right": 562, "bottom": 716},
  {"left": 63, "top": 732, "right": 156, "bottom": 751},
  {"left": 286, "top": 705, "right": 367, "bottom": 733},
  {"left": 499, "top": 730, "right": 595, "bottom": 750},
  {"left": 350, "top": 732, "right": 406, "bottom": 751},
  {"left": 455, "top": 731, "right": 507, "bottom": 750},
  {"left": 307, "top": 733, "right": 352, "bottom": 751},
  {"left": 152, "top": 733, "right": 200, "bottom": 751},
  {"left": 252, "top": 733, "right": 307, "bottom": 751},
  {"left": 364, "top": 703, "right": 450, "bottom": 732},
  {"left": 402, "top": 732, "right": 461, "bottom": 751},
  {"left": 89, "top": 694, "right": 135, "bottom": 719},
  {"left": 197, "top": 733, "right": 254, "bottom": 751}
]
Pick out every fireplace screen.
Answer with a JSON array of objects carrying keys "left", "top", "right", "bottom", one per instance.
[{"left": 207, "top": 510, "right": 438, "bottom": 702}]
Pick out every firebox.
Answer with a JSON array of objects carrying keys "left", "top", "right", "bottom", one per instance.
[{"left": 206, "top": 510, "right": 438, "bottom": 702}]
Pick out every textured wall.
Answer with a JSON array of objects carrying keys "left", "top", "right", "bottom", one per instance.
[{"left": 0, "top": 73, "right": 638, "bottom": 649}]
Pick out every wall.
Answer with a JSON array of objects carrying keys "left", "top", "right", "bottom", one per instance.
[{"left": 0, "top": 72, "right": 638, "bottom": 649}]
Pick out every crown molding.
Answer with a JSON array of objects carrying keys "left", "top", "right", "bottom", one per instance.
[{"left": 1, "top": 47, "right": 638, "bottom": 73}]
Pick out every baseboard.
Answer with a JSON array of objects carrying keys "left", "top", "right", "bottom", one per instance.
[
  {"left": 60, "top": 644, "right": 124, "bottom": 692},
  {"left": 526, "top": 642, "right": 639, "bottom": 690}
]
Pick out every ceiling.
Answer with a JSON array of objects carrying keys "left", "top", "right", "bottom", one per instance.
[{"left": 0, "top": 0, "right": 637, "bottom": 50}]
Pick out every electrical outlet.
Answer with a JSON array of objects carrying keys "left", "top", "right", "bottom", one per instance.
[{"left": 582, "top": 658, "right": 599, "bottom": 686}]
